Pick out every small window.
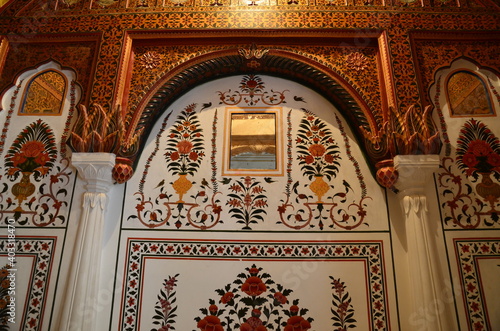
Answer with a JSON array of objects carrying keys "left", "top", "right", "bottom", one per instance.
[
  {"left": 223, "top": 107, "right": 283, "bottom": 176},
  {"left": 230, "top": 112, "right": 276, "bottom": 170},
  {"left": 446, "top": 70, "right": 494, "bottom": 117},
  {"left": 19, "top": 70, "right": 67, "bottom": 115}
]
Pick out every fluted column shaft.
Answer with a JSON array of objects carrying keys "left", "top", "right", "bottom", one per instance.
[
  {"left": 394, "top": 155, "right": 445, "bottom": 331},
  {"left": 58, "top": 153, "right": 115, "bottom": 331}
]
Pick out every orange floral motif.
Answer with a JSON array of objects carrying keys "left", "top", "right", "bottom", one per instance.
[
  {"left": 20, "top": 141, "right": 45, "bottom": 158},
  {"left": 177, "top": 140, "right": 193, "bottom": 154},
  {"left": 11, "top": 153, "right": 27, "bottom": 167},
  {"left": 308, "top": 144, "right": 326, "bottom": 157}
]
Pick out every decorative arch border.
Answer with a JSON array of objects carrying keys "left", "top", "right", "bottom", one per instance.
[{"left": 123, "top": 46, "right": 385, "bottom": 172}]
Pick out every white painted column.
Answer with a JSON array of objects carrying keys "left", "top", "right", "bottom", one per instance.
[
  {"left": 58, "top": 153, "right": 115, "bottom": 331},
  {"left": 394, "top": 154, "right": 446, "bottom": 331}
]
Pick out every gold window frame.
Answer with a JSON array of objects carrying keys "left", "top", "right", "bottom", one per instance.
[{"left": 223, "top": 107, "right": 284, "bottom": 177}]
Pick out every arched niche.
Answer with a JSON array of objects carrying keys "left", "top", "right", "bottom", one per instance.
[
  {"left": 20, "top": 69, "right": 67, "bottom": 115},
  {"left": 125, "top": 49, "right": 384, "bottom": 174},
  {"left": 429, "top": 57, "right": 500, "bottom": 156},
  {"left": 124, "top": 74, "right": 388, "bottom": 232},
  {"left": 0, "top": 60, "right": 82, "bottom": 156}
]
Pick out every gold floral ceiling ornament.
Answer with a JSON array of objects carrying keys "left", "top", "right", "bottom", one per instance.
[
  {"left": 239, "top": 44, "right": 269, "bottom": 69},
  {"left": 139, "top": 51, "right": 161, "bottom": 70},
  {"left": 346, "top": 52, "right": 368, "bottom": 72},
  {"left": 239, "top": 44, "right": 269, "bottom": 59}
]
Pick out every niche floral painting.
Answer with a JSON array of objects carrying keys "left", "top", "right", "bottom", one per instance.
[
  {"left": 438, "top": 119, "right": 500, "bottom": 228},
  {"left": 4, "top": 120, "right": 57, "bottom": 210}
]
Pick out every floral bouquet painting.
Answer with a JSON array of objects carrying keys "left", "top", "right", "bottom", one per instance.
[
  {"left": 4, "top": 120, "right": 57, "bottom": 208},
  {"left": 296, "top": 112, "right": 341, "bottom": 202},
  {"left": 164, "top": 104, "right": 204, "bottom": 203},
  {"left": 5, "top": 120, "right": 57, "bottom": 180},
  {"left": 456, "top": 119, "right": 500, "bottom": 208}
]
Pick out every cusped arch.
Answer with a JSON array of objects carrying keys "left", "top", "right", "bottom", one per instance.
[{"left": 126, "top": 47, "right": 384, "bottom": 172}]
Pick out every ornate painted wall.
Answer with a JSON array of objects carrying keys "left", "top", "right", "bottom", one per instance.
[{"left": 0, "top": 0, "right": 498, "bottom": 330}]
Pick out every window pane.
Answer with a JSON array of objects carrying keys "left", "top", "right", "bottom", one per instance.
[{"left": 229, "top": 113, "right": 276, "bottom": 170}]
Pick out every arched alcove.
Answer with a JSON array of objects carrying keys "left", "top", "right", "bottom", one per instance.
[{"left": 124, "top": 48, "right": 385, "bottom": 173}]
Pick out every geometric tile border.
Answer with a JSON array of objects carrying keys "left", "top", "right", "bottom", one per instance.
[
  {"left": 454, "top": 238, "right": 500, "bottom": 331},
  {"left": 0, "top": 236, "right": 57, "bottom": 330},
  {"left": 119, "top": 238, "right": 391, "bottom": 331}
]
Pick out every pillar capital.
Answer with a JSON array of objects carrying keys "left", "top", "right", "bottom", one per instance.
[
  {"left": 71, "top": 153, "right": 115, "bottom": 193},
  {"left": 394, "top": 154, "right": 440, "bottom": 196}
]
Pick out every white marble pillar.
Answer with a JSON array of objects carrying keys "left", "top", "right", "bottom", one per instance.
[
  {"left": 394, "top": 154, "right": 445, "bottom": 331},
  {"left": 58, "top": 153, "right": 115, "bottom": 331}
]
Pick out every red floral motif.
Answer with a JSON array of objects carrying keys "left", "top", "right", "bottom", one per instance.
[
  {"left": 284, "top": 316, "right": 311, "bottom": 331},
  {"left": 170, "top": 152, "right": 180, "bottom": 161},
  {"left": 21, "top": 141, "right": 45, "bottom": 158},
  {"left": 240, "top": 310, "right": 267, "bottom": 331},
  {"left": 240, "top": 318, "right": 267, "bottom": 331},
  {"left": 241, "top": 276, "right": 267, "bottom": 296},
  {"left": 220, "top": 292, "right": 234, "bottom": 304},
  {"left": 197, "top": 315, "right": 224, "bottom": 331},
  {"left": 11, "top": 152, "right": 27, "bottom": 167},
  {"left": 273, "top": 292, "right": 287, "bottom": 304},
  {"left": 468, "top": 140, "right": 492, "bottom": 157}
]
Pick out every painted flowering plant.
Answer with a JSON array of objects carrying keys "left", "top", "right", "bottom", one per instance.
[
  {"left": 152, "top": 274, "right": 179, "bottom": 331},
  {"left": 225, "top": 176, "right": 268, "bottom": 230},
  {"left": 165, "top": 104, "right": 204, "bottom": 175},
  {"left": 456, "top": 119, "right": 500, "bottom": 180},
  {"left": 194, "top": 264, "right": 313, "bottom": 331},
  {"left": 330, "top": 277, "right": 357, "bottom": 331},
  {"left": 5, "top": 120, "right": 57, "bottom": 180},
  {"left": 296, "top": 112, "right": 341, "bottom": 181}
]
